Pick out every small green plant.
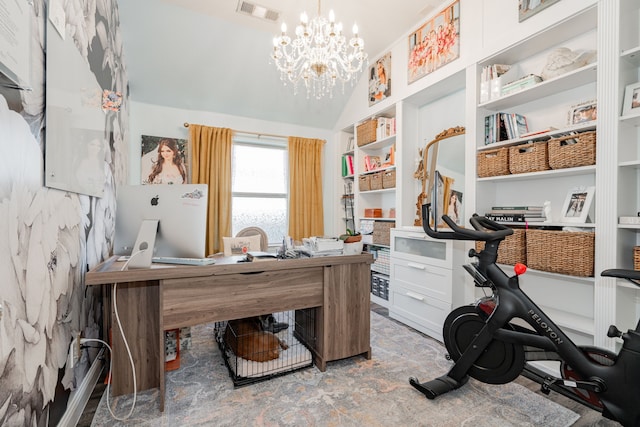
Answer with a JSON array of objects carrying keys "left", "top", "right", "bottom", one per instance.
[{"left": 339, "top": 229, "right": 361, "bottom": 241}]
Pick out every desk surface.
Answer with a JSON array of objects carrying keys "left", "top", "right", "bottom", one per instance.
[{"left": 86, "top": 253, "right": 373, "bottom": 285}]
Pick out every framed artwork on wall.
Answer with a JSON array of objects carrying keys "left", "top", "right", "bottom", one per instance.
[
  {"left": 622, "top": 82, "right": 640, "bottom": 117},
  {"left": 141, "top": 135, "right": 189, "bottom": 185},
  {"left": 408, "top": 0, "right": 460, "bottom": 84},
  {"left": 369, "top": 52, "right": 391, "bottom": 106},
  {"left": 519, "top": 0, "right": 561, "bottom": 22}
]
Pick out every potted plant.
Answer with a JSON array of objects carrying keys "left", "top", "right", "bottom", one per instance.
[{"left": 339, "top": 229, "right": 362, "bottom": 243}]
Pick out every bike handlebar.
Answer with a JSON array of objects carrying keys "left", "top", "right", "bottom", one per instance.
[{"left": 421, "top": 203, "right": 514, "bottom": 242}]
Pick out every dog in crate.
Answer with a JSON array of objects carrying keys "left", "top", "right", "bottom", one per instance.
[{"left": 224, "top": 316, "right": 289, "bottom": 362}]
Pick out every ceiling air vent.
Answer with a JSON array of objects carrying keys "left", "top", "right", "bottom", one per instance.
[{"left": 236, "top": 1, "right": 280, "bottom": 22}]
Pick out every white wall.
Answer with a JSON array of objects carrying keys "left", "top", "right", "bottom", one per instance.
[
  {"left": 129, "top": 101, "right": 338, "bottom": 234},
  {"left": 334, "top": 0, "right": 598, "bottom": 132}
]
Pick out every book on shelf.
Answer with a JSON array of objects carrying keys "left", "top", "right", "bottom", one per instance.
[
  {"left": 500, "top": 74, "right": 542, "bottom": 97},
  {"left": 485, "top": 214, "right": 546, "bottom": 222},
  {"left": 484, "top": 112, "right": 529, "bottom": 144},
  {"left": 376, "top": 117, "right": 396, "bottom": 139},
  {"left": 489, "top": 210, "right": 544, "bottom": 216},
  {"left": 520, "top": 127, "right": 558, "bottom": 139},
  {"left": 619, "top": 216, "right": 640, "bottom": 225},
  {"left": 490, "top": 205, "right": 543, "bottom": 211},
  {"left": 341, "top": 154, "right": 354, "bottom": 176}
]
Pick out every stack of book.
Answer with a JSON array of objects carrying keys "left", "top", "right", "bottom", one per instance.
[
  {"left": 485, "top": 205, "right": 546, "bottom": 223},
  {"left": 484, "top": 112, "right": 529, "bottom": 144}
]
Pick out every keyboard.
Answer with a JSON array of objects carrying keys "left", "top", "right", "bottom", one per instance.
[{"left": 152, "top": 256, "right": 216, "bottom": 266}]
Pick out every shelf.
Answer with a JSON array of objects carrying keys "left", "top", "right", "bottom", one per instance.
[
  {"left": 618, "top": 224, "right": 640, "bottom": 230},
  {"left": 477, "top": 165, "right": 595, "bottom": 183},
  {"left": 542, "top": 306, "right": 594, "bottom": 336},
  {"left": 621, "top": 45, "right": 640, "bottom": 67},
  {"left": 619, "top": 160, "right": 640, "bottom": 169},
  {"left": 509, "top": 264, "right": 596, "bottom": 283},
  {"left": 619, "top": 112, "right": 640, "bottom": 127},
  {"left": 478, "top": 63, "right": 597, "bottom": 111},
  {"left": 359, "top": 188, "right": 395, "bottom": 195},
  {"left": 359, "top": 165, "right": 396, "bottom": 176},
  {"left": 361, "top": 217, "right": 396, "bottom": 222},
  {"left": 479, "top": 5, "right": 597, "bottom": 66},
  {"left": 477, "top": 122, "right": 596, "bottom": 152},
  {"left": 370, "top": 294, "right": 390, "bottom": 308},
  {"left": 491, "top": 221, "right": 595, "bottom": 228},
  {"left": 358, "top": 134, "right": 396, "bottom": 151}
]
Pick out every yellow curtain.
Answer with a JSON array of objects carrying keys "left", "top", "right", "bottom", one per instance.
[
  {"left": 288, "top": 136, "right": 325, "bottom": 240},
  {"left": 189, "top": 125, "right": 232, "bottom": 255}
]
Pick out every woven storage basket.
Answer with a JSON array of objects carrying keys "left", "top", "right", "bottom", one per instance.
[
  {"left": 475, "top": 228, "right": 526, "bottom": 265},
  {"left": 548, "top": 131, "right": 596, "bottom": 169},
  {"left": 526, "top": 229, "right": 595, "bottom": 277},
  {"left": 359, "top": 175, "right": 370, "bottom": 191},
  {"left": 370, "top": 172, "right": 383, "bottom": 190},
  {"left": 508, "top": 143, "right": 549, "bottom": 174},
  {"left": 373, "top": 221, "right": 395, "bottom": 246},
  {"left": 477, "top": 147, "right": 510, "bottom": 178},
  {"left": 382, "top": 169, "right": 396, "bottom": 188},
  {"left": 357, "top": 120, "right": 378, "bottom": 146},
  {"left": 634, "top": 246, "right": 640, "bottom": 270}
]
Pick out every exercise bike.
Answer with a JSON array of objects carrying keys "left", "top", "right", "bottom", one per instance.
[{"left": 409, "top": 203, "right": 640, "bottom": 426}]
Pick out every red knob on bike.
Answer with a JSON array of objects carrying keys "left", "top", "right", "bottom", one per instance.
[{"left": 514, "top": 263, "right": 527, "bottom": 276}]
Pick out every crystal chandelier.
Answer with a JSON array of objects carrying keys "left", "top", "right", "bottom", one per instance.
[{"left": 271, "top": 0, "right": 368, "bottom": 99}]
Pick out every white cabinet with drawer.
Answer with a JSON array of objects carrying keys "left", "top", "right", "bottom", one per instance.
[{"left": 389, "top": 227, "right": 468, "bottom": 342}]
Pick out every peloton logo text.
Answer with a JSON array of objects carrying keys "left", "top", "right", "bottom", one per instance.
[{"left": 528, "top": 310, "right": 563, "bottom": 345}]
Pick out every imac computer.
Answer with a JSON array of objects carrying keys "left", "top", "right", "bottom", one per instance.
[{"left": 113, "top": 184, "right": 209, "bottom": 268}]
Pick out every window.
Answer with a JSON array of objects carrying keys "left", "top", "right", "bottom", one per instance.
[{"left": 231, "top": 136, "right": 288, "bottom": 246}]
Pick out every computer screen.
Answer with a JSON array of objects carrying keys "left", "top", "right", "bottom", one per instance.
[{"left": 113, "top": 184, "right": 209, "bottom": 260}]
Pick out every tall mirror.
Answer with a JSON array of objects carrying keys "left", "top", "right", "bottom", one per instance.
[{"left": 414, "top": 126, "right": 465, "bottom": 227}]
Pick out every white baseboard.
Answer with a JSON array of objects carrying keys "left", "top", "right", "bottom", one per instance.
[{"left": 57, "top": 348, "right": 105, "bottom": 427}]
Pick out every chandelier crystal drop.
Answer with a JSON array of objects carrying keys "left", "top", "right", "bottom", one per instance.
[{"left": 271, "top": 0, "right": 368, "bottom": 99}]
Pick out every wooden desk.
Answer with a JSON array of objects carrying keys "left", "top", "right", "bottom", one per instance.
[{"left": 86, "top": 254, "right": 373, "bottom": 411}]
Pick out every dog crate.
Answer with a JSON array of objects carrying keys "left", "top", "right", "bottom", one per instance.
[{"left": 215, "top": 310, "right": 314, "bottom": 387}]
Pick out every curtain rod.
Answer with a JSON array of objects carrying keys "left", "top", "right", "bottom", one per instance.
[{"left": 183, "top": 122, "right": 287, "bottom": 140}]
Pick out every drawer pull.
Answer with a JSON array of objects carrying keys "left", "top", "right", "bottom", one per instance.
[
  {"left": 407, "top": 262, "right": 426, "bottom": 270},
  {"left": 406, "top": 291, "right": 425, "bottom": 301}
]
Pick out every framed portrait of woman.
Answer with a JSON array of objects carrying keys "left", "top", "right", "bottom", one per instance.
[
  {"left": 141, "top": 135, "right": 189, "bottom": 185},
  {"left": 369, "top": 52, "right": 391, "bottom": 106}
]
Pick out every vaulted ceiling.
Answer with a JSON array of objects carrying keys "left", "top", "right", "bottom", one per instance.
[{"left": 117, "top": 0, "right": 445, "bottom": 129}]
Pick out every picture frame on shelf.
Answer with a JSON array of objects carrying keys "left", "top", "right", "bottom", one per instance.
[
  {"left": 622, "top": 82, "right": 640, "bottom": 117},
  {"left": 369, "top": 52, "right": 391, "bottom": 106},
  {"left": 567, "top": 100, "right": 597, "bottom": 125},
  {"left": 519, "top": 0, "right": 560, "bottom": 22},
  {"left": 561, "top": 186, "right": 595, "bottom": 223}
]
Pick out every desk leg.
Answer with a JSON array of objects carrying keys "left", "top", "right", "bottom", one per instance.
[{"left": 110, "top": 281, "right": 162, "bottom": 410}]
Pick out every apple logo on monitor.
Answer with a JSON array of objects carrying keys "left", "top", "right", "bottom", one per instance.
[{"left": 151, "top": 195, "right": 159, "bottom": 206}]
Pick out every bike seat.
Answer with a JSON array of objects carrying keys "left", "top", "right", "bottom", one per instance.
[{"left": 601, "top": 268, "right": 640, "bottom": 286}]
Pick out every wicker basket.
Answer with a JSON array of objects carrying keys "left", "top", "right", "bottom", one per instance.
[
  {"left": 373, "top": 221, "right": 395, "bottom": 246},
  {"left": 508, "top": 143, "right": 549, "bottom": 174},
  {"left": 382, "top": 169, "right": 396, "bottom": 188},
  {"left": 526, "top": 229, "right": 595, "bottom": 277},
  {"left": 475, "top": 228, "right": 526, "bottom": 265},
  {"left": 477, "top": 147, "right": 510, "bottom": 178},
  {"left": 359, "top": 175, "right": 370, "bottom": 191},
  {"left": 370, "top": 172, "right": 383, "bottom": 190},
  {"left": 634, "top": 246, "right": 640, "bottom": 271},
  {"left": 357, "top": 120, "right": 378, "bottom": 146},
  {"left": 548, "top": 131, "right": 596, "bottom": 169}
]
